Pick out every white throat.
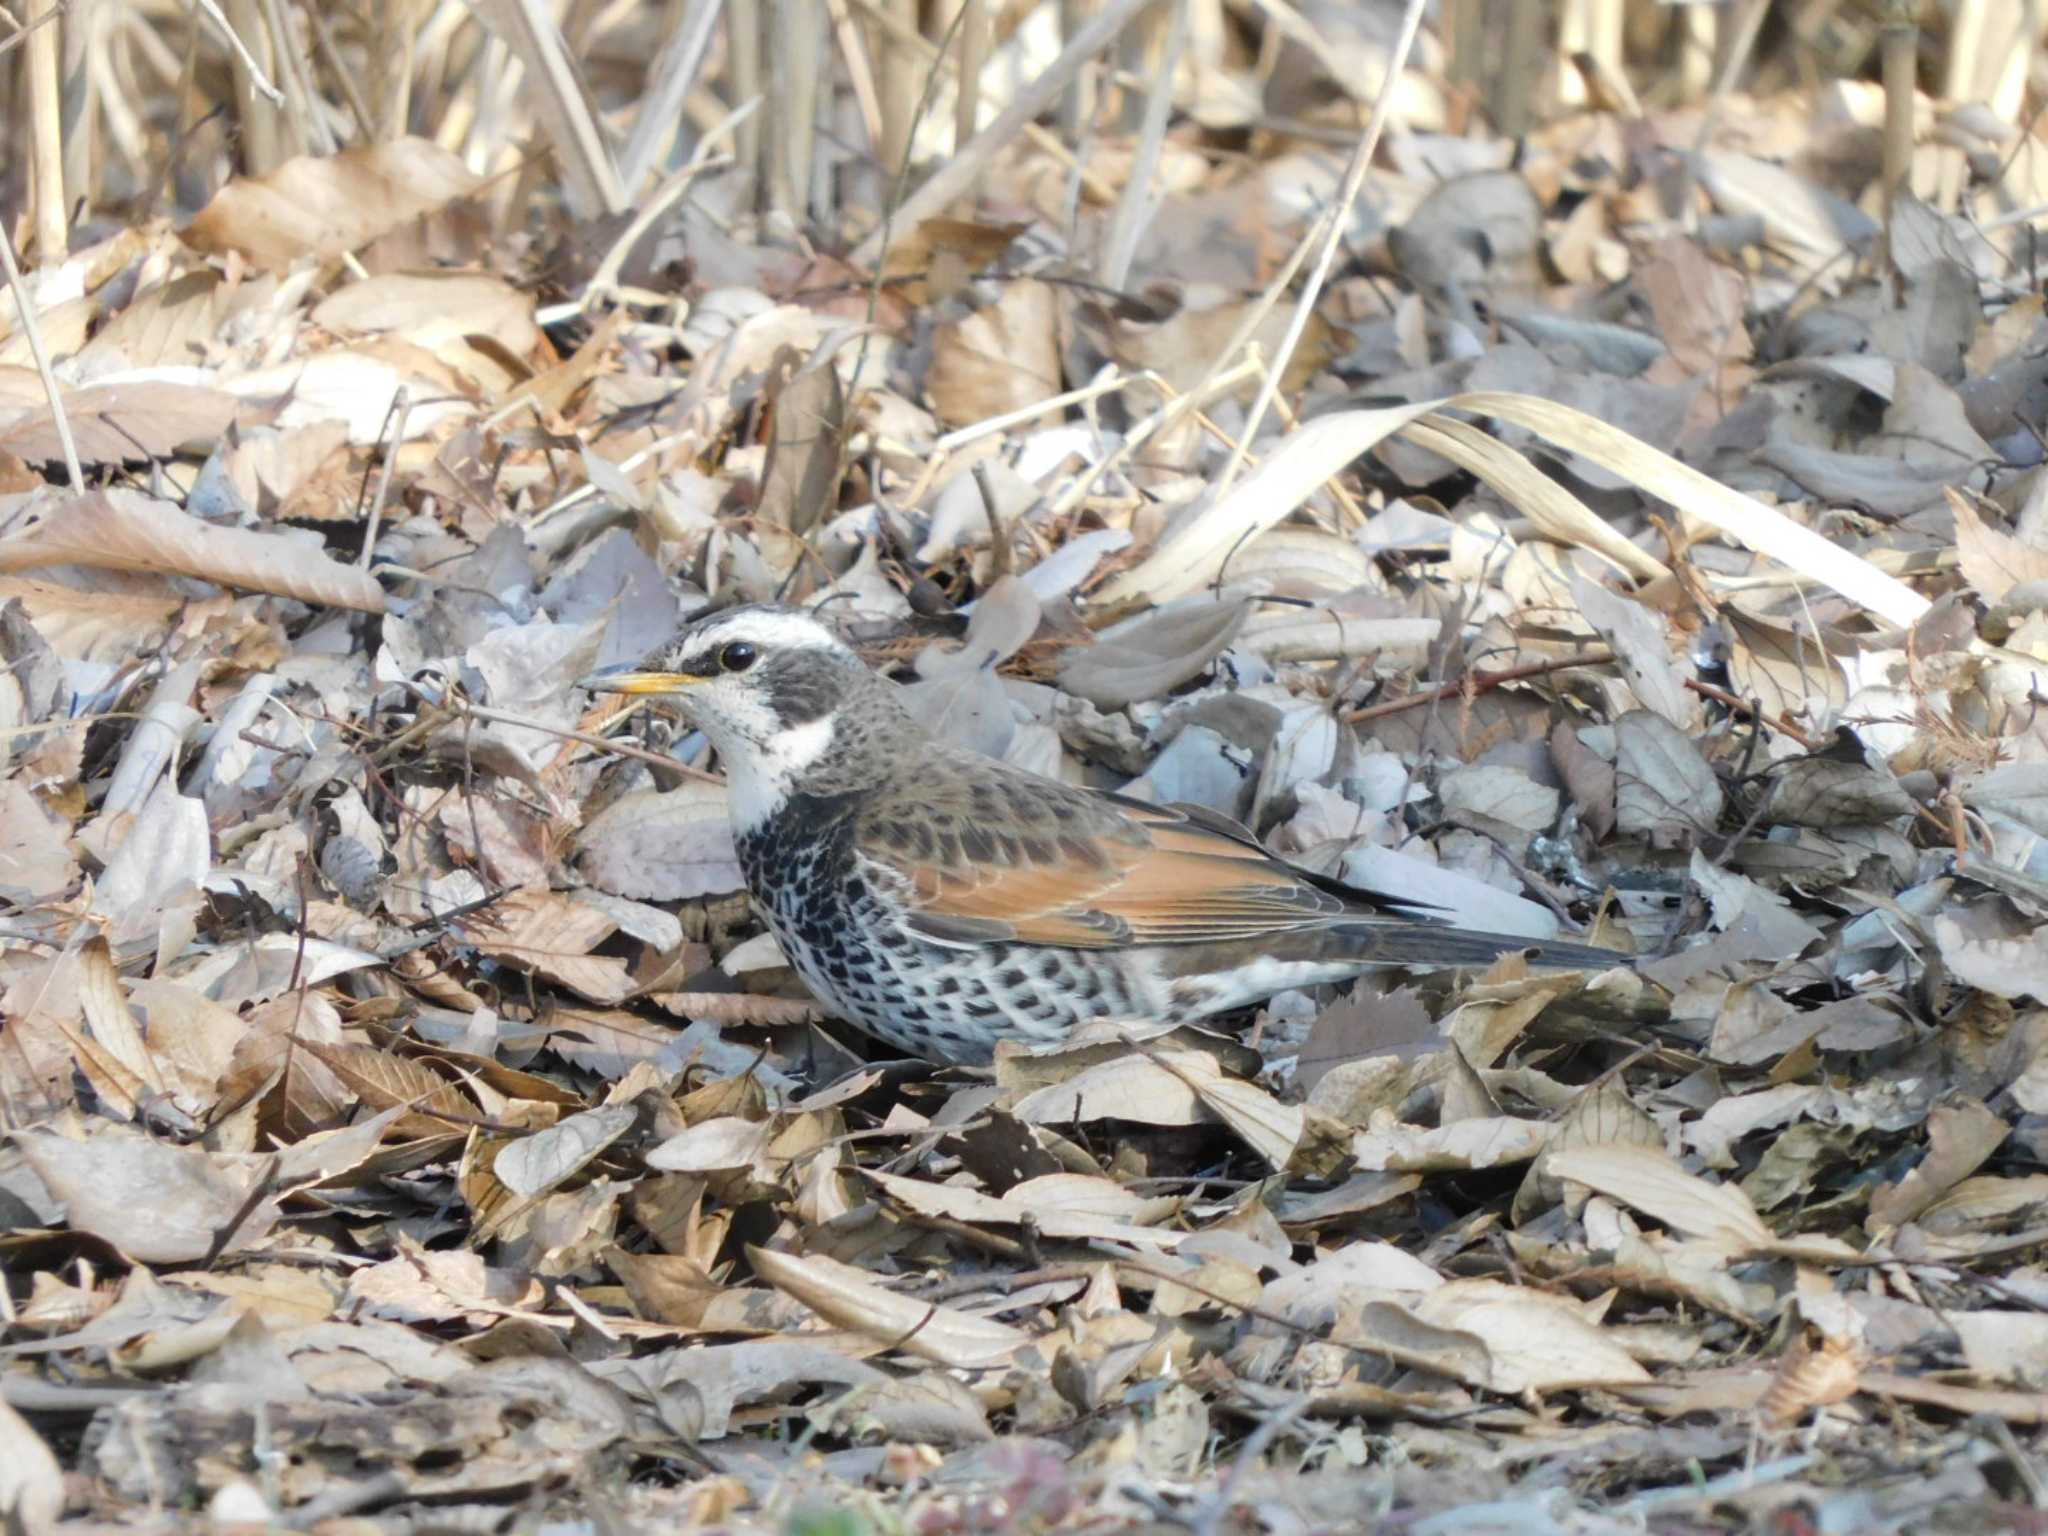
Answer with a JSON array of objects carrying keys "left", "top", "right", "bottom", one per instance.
[{"left": 722, "top": 714, "right": 836, "bottom": 833}]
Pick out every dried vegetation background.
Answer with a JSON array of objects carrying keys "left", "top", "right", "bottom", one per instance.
[{"left": 4, "top": 0, "right": 2048, "bottom": 1530}]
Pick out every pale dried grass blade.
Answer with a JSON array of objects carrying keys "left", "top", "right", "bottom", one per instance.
[
  {"left": 1460, "top": 391, "right": 1932, "bottom": 627},
  {"left": 1399, "top": 414, "right": 1672, "bottom": 582},
  {"left": 1097, "top": 390, "right": 1930, "bottom": 630},
  {"left": 1093, "top": 400, "right": 1438, "bottom": 608}
]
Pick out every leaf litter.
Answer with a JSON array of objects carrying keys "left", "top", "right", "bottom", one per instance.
[{"left": 3, "top": 8, "right": 2048, "bottom": 1535}]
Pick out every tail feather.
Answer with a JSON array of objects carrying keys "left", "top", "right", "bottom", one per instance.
[{"left": 1338, "top": 920, "right": 1627, "bottom": 972}]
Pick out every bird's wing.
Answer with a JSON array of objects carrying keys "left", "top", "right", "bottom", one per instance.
[{"left": 856, "top": 783, "right": 1430, "bottom": 949}]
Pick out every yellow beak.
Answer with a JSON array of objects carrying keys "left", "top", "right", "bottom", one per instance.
[{"left": 579, "top": 670, "right": 704, "bottom": 695}]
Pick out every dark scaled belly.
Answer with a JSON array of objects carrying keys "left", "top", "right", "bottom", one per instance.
[{"left": 735, "top": 802, "right": 1149, "bottom": 1063}]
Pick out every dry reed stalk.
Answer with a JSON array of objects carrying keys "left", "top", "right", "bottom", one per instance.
[
  {"left": 1677, "top": 4, "right": 1716, "bottom": 101},
  {"left": 469, "top": 0, "right": 627, "bottom": 218},
  {"left": 875, "top": 0, "right": 919, "bottom": 177},
  {"left": 848, "top": 0, "right": 1118, "bottom": 204},
  {"left": 58, "top": 0, "right": 97, "bottom": 216},
  {"left": 1498, "top": 0, "right": 1543, "bottom": 132},
  {"left": 848, "top": 0, "right": 1160, "bottom": 269},
  {"left": 261, "top": 0, "right": 331, "bottom": 155},
  {"left": 1881, "top": 0, "right": 1919, "bottom": 279},
  {"left": 25, "top": 0, "right": 68, "bottom": 262},
  {"left": 729, "top": 0, "right": 763, "bottom": 206},
  {"left": 302, "top": 5, "right": 375, "bottom": 142},
  {"left": 951, "top": 0, "right": 987, "bottom": 216},
  {"left": 1936, "top": 0, "right": 1983, "bottom": 212},
  {"left": 1099, "top": 0, "right": 1186, "bottom": 291},
  {"left": 822, "top": 0, "right": 885, "bottom": 170},
  {"left": 223, "top": 0, "right": 286, "bottom": 171},
  {"left": 362, "top": 0, "right": 424, "bottom": 140},
  {"left": 618, "top": 0, "right": 723, "bottom": 198},
  {"left": 92, "top": 13, "right": 151, "bottom": 178},
  {"left": 764, "top": 0, "right": 822, "bottom": 224}
]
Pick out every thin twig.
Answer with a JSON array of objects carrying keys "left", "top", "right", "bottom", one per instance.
[
  {"left": 1339, "top": 646, "right": 1829, "bottom": 751},
  {"left": 0, "top": 2, "right": 62, "bottom": 64},
  {"left": 0, "top": 222, "right": 83, "bottom": 491},
  {"left": 1217, "top": 0, "right": 1428, "bottom": 494},
  {"left": 584, "top": 96, "right": 756, "bottom": 304},
  {"left": 1343, "top": 648, "right": 1617, "bottom": 724},
  {"left": 357, "top": 386, "right": 410, "bottom": 569},
  {"left": 1050, "top": 357, "right": 1263, "bottom": 521},
  {"left": 192, "top": 0, "right": 286, "bottom": 105},
  {"left": 452, "top": 694, "right": 726, "bottom": 786},
  {"left": 301, "top": 0, "right": 374, "bottom": 142},
  {"left": 1685, "top": 679, "right": 1826, "bottom": 752}
]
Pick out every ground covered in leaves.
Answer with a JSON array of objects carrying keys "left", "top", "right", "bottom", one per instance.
[{"left": 6, "top": 4, "right": 2048, "bottom": 1533}]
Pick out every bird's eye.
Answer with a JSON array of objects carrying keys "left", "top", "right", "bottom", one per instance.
[{"left": 719, "top": 641, "right": 758, "bottom": 673}]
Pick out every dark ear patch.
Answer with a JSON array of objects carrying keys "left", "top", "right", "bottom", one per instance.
[{"left": 758, "top": 652, "right": 840, "bottom": 726}]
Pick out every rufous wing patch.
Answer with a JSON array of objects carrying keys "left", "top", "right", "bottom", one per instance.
[{"left": 878, "top": 798, "right": 1355, "bottom": 949}]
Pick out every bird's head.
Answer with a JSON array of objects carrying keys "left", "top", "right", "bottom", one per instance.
[{"left": 583, "top": 605, "right": 906, "bottom": 825}]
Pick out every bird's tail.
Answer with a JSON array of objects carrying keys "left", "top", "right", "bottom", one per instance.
[{"left": 1338, "top": 920, "right": 1628, "bottom": 972}]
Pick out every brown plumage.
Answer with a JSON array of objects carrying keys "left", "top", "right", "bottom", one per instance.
[{"left": 585, "top": 604, "right": 1623, "bottom": 1064}]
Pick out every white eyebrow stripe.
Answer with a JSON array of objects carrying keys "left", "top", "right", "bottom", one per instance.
[{"left": 672, "top": 608, "right": 851, "bottom": 661}]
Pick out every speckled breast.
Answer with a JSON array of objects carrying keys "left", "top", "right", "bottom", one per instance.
[{"left": 734, "top": 798, "right": 1151, "bottom": 1063}]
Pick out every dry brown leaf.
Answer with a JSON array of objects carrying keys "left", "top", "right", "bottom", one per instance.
[
  {"left": 183, "top": 138, "right": 485, "bottom": 268},
  {"left": 646, "top": 1116, "right": 780, "bottom": 1179},
  {"left": 0, "top": 574, "right": 183, "bottom": 660},
  {"left": 1637, "top": 235, "right": 1754, "bottom": 379},
  {"left": 1868, "top": 1096, "right": 2010, "bottom": 1232},
  {"left": 68, "top": 935, "right": 166, "bottom": 1117},
  {"left": 1952, "top": 491, "right": 2048, "bottom": 605},
  {"left": 1352, "top": 1116, "right": 1554, "bottom": 1173},
  {"left": 926, "top": 279, "right": 1062, "bottom": 428},
  {"left": 1010, "top": 1045, "right": 1302, "bottom": 1168},
  {"left": 1057, "top": 597, "right": 1250, "bottom": 710},
  {"left": 879, "top": 217, "right": 1030, "bottom": 305},
  {"left": 0, "top": 778, "right": 78, "bottom": 905},
  {"left": 863, "top": 1169, "right": 1182, "bottom": 1247},
  {"left": 0, "top": 489, "right": 384, "bottom": 613},
  {"left": 1965, "top": 764, "right": 2048, "bottom": 839},
  {"left": 574, "top": 786, "right": 744, "bottom": 902},
  {"left": 455, "top": 887, "right": 634, "bottom": 1004},
  {"left": 0, "top": 378, "right": 240, "bottom": 464},
  {"left": 301, "top": 1041, "right": 477, "bottom": 1137},
  {"left": 747, "top": 1245, "right": 1029, "bottom": 1369},
  {"left": 1406, "top": 1279, "right": 1651, "bottom": 1392},
  {"left": 75, "top": 271, "right": 228, "bottom": 371},
  {"left": 1933, "top": 912, "right": 2048, "bottom": 1002},
  {"left": 17, "top": 1126, "right": 279, "bottom": 1264},
  {"left": 1570, "top": 577, "right": 1692, "bottom": 728},
  {"left": 311, "top": 272, "right": 543, "bottom": 372},
  {"left": 756, "top": 352, "right": 846, "bottom": 535},
  {"left": 493, "top": 1104, "right": 639, "bottom": 1199},
  {"left": 346, "top": 1238, "right": 547, "bottom": 1324},
  {"left": 1614, "top": 710, "right": 1722, "bottom": 847},
  {"left": 1548, "top": 1143, "right": 1773, "bottom": 1252}
]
